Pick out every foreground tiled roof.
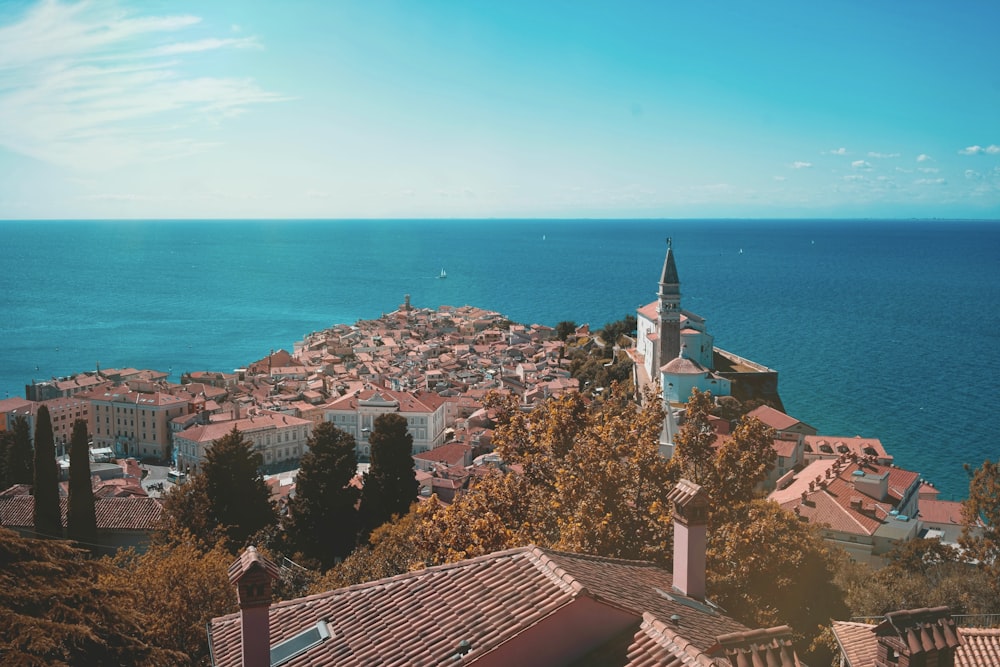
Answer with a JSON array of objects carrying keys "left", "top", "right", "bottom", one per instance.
[
  {"left": 208, "top": 545, "right": 749, "bottom": 667},
  {"left": 716, "top": 625, "right": 801, "bottom": 667},
  {"left": 833, "top": 612, "right": 1000, "bottom": 667},
  {"left": 0, "top": 495, "right": 163, "bottom": 531},
  {"left": 624, "top": 613, "right": 714, "bottom": 667}
]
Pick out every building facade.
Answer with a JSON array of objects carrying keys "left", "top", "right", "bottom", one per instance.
[
  {"left": 324, "top": 388, "right": 449, "bottom": 459},
  {"left": 173, "top": 413, "right": 313, "bottom": 473},
  {"left": 88, "top": 387, "right": 189, "bottom": 460}
]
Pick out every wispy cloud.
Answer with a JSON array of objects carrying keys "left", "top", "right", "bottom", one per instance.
[
  {"left": 915, "top": 178, "right": 947, "bottom": 185},
  {"left": 851, "top": 160, "right": 872, "bottom": 170},
  {"left": 958, "top": 144, "right": 1000, "bottom": 155},
  {"left": 917, "top": 167, "right": 939, "bottom": 174},
  {"left": 826, "top": 147, "right": 848, "bottom": 155},
  {"left": 0, "top": 0, "right": 287, "bottom": 170},
  {"left": 791, "top": 161, "right": 812, "bottom": 169},
  {"left": 916, "top": 153, "right": 933, "bottom": 162},
  {"left": 867, "top": 151, "right": 899, "bottom": 159}
]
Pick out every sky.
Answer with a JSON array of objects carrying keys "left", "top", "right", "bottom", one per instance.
[{"left": 0, "top": 0, "right": 999, "bottom": 219}]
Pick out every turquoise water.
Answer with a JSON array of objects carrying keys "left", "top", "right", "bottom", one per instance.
[{"left": 2, "top": 219, "right": 997, "bottom": 499}]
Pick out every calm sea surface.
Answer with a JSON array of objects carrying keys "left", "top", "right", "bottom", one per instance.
[{"left": 1, "top": 219, "right": 997, "bottom": 499}]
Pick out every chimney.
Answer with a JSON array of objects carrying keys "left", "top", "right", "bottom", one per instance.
[
  {"left": 667, "top": 478, "right": 709, "bottom": 600},
  {"left": 874, "top": 607, "right": 962, "bottom": 667},
  {"left": 228, "top": 546, "right": 280, "bottom": 667}
]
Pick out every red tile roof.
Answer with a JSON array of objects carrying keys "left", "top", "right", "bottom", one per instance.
[
  {"left": 208, "top": 546, "right": 750, "bottom": 667},
  {"left": 918, "top": 499, "right": 965, "bottom": 526},
  {"left": 716, "top": 625, "right": 802, "bottom": 667},
  {"left": 746, "top": 405, "right": 801, "bottom": 432},
  {"left": 833, "top": 612, "right": 999, "bottom": 667},
  {"left": 0, "top": 495, "right": 163, "bottom": 532}
]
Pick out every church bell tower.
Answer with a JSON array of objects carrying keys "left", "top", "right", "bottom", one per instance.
[{"left": 657, "top": 238, "right": 681, "bottom": 369}]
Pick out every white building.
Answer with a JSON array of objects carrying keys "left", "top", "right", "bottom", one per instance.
[
  {"left": 324, "top": 388, "right": 450, "bottom": 459},
  {"left": 173, "top": 412, "right": 313, "bottom": 473}
]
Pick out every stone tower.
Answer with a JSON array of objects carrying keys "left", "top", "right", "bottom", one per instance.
[{"left": 656, "top": 238, "right": 681, "bottom": 371}]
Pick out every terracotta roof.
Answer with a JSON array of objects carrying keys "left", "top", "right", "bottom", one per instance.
[
  {"left": 832, "top": 621, "right": 880, "bottom": 667},
  {"left": 228, "top": 545, "right": 280, "bottom": 585},
  {"left": 958, "top": 628, "right": 1000, "bottom": 667},
  {"left": 920, "top": 499, "right": 970, "bottom": 528},
  {"left": 0, "top": 495, "right": 163, "bottom": 531},
  {"left": 208, "top": 545, "right": 749, "bottom": 667},
  {"left": 661, "top": 356, "right": 707, "bottom": 375},
  {"left": 716, "top": 625, "right": 801, "bottom": 667},
  {"left": 624, "top": 613, "right": 714, "bottom": 667},
  {"left": 746, "top": 405, "right": 802, "bottom": 432},
  {"left": 833, "top": 613, "right": 999, "bottom": 667},
  {"left": 875, "top": 606, "right": 961, "bottom": 655},
  {"left": 803, "top": 436, "right": 891, "bottom": 463}
]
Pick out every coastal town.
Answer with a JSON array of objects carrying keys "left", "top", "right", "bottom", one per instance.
[{"left": 1, "top": 244, "right": 996, "bottom": 667}]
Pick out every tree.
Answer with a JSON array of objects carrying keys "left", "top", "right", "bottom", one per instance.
[
  {"left": 555, "top": 320, "right": 577, "bottom": 342},
  {"left": 67, "top": 418, "right": 97, "bottom": 546},
  {"left": 960, "top": 459, "right": 1000, "bottom": 581},
  {"left": 713, "top": 415, "right": 776, "bottom": 510},
  {"left": 32, "top": 405, "right": 61, "bottom": 539},
  {"left": 667, "top": 388, "right": 718, "bottom": 490},
  {"left": 103, "top": 539, "right": 237, "bottom": 663},
  {"left": 707, "top": 499, "right": 849, "bottom": 665},
  {"left": 202, "top": 426, "right": 276, "bottom": 548},
  {"left": 161, "top": 473, "right": 221, "bottom": 551},
  {"left": 0, "top": 527, "right": 184, "bottom": 665},
  {"left": 285, "top": 422, "right": 361, "bottom": 568},
  {"left": 360, "top": 413, "right": 417, "bottom": 533},
  {"left": 4, "top": 416, "right": 33, "bottom": 486},
  {"left": 0, "top": 429, "right": 11, "bottom": 489}
]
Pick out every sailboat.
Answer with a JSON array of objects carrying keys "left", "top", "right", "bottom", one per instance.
[{"left": 439, "top": 268, "right": 447, "bottom": 279}]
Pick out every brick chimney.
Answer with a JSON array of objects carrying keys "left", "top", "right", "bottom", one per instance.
[
  {"left": 874, "top": 606, "right": 962, "bottom": 667},
  {"left": 667, "top": 478, "right": 709, "bottom": 600},
  {"left": 228, "top": 546, "right": 281, "bottom": 667}
]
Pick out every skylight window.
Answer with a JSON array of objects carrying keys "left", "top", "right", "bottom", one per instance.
[{"left": 270, "top": 620, "right": 331, "bottom": 667}]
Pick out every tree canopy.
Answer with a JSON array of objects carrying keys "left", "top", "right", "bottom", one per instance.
[
  {"left": 32, "top": 405, "right": 61, "bottom": 539},
  {"left": 555, "top": 320, "right": 577, "bottom": 342},
  {"left": 285, "top": 422, "right": 361, "bottom": 568},
  {"left": 0, "top": 527, "right": 184, "bottom": 666},
  {"left": 67, "top": 418, "right": 97, "bottom": 546},
  {"left": 961, "top": 459, "right": 1000, "bottom": 581},
  {"left": 202, "top": 426, "right": 276, "bottom": 547},
  {"left": 360, "top": 413, "right": 417, "bottom": 534},
  {"left": 3, "top": 416, "right": 33, "bottom": 487}
]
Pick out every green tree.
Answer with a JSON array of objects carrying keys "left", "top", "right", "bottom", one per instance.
[
  {"left": 360, "top": 413, "right": 417, "bottom": 533},
  {"left": 555, "top": 320, "right": 577, "bottom": 342},
  {"left": 961, "top": 459, "right": 1000, "bottom": 581},
  {"left": 202, "top": 426, "right": 276, "bottom": 548},
  {"left": 4, "top": 416, "right": 33, "bottom": 486},
  {"left": 0, "top": 527, "right": 184, "bottom": 665},
  {"left": 161, "top": 473, "right": 221, "bottom": 551},
  {"left": 67, "top": 418, "right": 97, "bottom": 546},
  {"left": 32, "top": 405, "right": 61, "bottom": 539},
  {"left": 285, "top": 422, "right": 361, "bottom": 568}
]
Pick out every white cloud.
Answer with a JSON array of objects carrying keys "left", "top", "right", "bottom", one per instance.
[
  {"left": 917, "top": 154, "right": 932, "bottom": 162},
  {"left": 773, "top": 175, "right": 786, "bottom": 182},
  {"left": 851, "top": 160, "right": 872, "bottom": 170},
  {"left": 827, "top": 147, "right": 848, "bottom": 155},
  {"left": 959, "top": 145, "right": 1000, "bottom": 155},
  {"left": 843, "top": 174, "right": 864, "bottom": 181},
  {"left": 915, "top": 178, "right": 947, "bottom": 185},
  {"left": 0, "top": 1, "right": 287, "bottom": 170},
  {"left": 917, "top": 167, "right": 939, "bottom": 173},
  {"left": 964, "top": 170, "right": 982, "bottom": 181},
  {"left": 791, "top": 161, "right": 812, "bottom": 169},
  {"left": 867, "top": 151, "right": 900, "bottom": 159}
]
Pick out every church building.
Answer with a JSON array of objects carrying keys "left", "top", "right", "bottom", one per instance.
[
  {"left": 635, "top": 239, "right": 732, "bottom": 404},
  {"left": 633, "top": 239, "right": 782, "bottom": 413}
]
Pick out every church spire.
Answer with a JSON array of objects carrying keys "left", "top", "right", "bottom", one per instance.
[{"left": 657, "top": 237, "right": 681, "bottom": 366}]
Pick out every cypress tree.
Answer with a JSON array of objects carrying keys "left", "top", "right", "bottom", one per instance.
[
  {"left": 203, "top": 426, "right": 276, "bottom": 547},
  {"left": 67, "top": 419, "right": 98, "bottom": 545},
  {"left": 360, "top": 413, "right": 417, "bottom": 533},
  {"left": 5, "top": 415, "right": 33, "bottom": 486},
  {"left": 32, "top": 405, "right": 62, "bottom": 539},
  {"left": 286, "top": 422, "right": 360, "bottom": 568}
]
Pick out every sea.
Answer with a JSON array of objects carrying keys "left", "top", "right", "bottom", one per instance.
[{"left": 1, "top": 219, "right": 997, "bottom": 500}]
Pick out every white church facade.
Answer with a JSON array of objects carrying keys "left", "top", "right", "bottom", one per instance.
[{"left": 635, "top": 239, "right": 732, "bottom": 404}]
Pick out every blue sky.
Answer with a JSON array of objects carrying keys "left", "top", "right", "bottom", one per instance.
[{"left": 1, "top": 0, "right": 998, "bottom": 219}]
